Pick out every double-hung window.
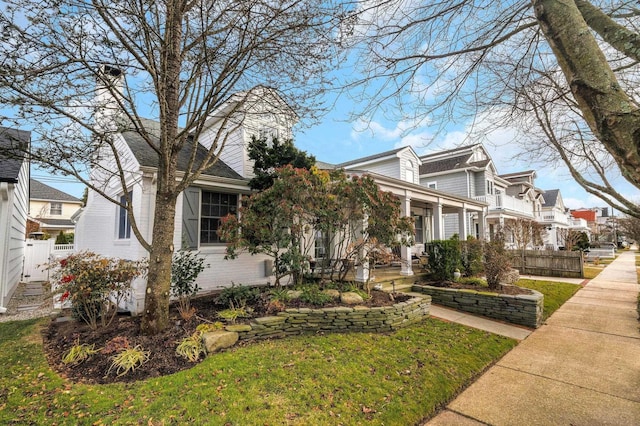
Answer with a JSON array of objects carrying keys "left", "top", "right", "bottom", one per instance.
[
  {"left": 200, "top": 191, "right": 238, "bottom": 245},
  {"left": 50, "top": 202, "right": 62, "bottom": 215},
  {"left": 118, "top": 193, "right": 131, "bottom": 239}
]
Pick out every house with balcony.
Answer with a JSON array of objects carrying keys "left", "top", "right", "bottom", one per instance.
[
  {"left": 537, "top": 189, "right": 570, "bottom": 249},
  {"left": 418, "top": 144, "right": 542, "bottom": 244}
]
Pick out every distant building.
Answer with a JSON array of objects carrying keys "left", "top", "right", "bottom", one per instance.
[{"left": 28, "top": 179, "right": 83, "bottom": 237}]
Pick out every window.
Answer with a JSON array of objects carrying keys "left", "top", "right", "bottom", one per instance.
[
  {"left": 487, "top": 180, "right": 494, "bottom": 195},
  {"left": 314, "top": 230, "right": 327, "bottom": 259},
  {"left": 118, "top": 194, "right": 131, "bottom": 239},
  {"left": 414, "top": 216, "right": 424, "bottom": 244},
  {"left": 50, "top": 202, "right": 62, "bottom": 215},
  {"left": 200, "top": 191, "right": 238, "bottom": 245},
  {"left": 427, "top": 181, "right": 437, "bottom": 189},
  {"left": 406, "top": 160, "right": 414, "bottom": 183}
]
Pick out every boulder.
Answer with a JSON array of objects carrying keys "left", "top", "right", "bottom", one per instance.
[
  {"left": 340, "top": 292, "right": 364, "bottom": 305},
  {"left": 322, "top": 289, "right": 340, "bottom": 298},
  {"left": 502, "top": 268, "right": 520, "bottom": 286},
  {"left": 202, "top": 330, "right": 239, "bottom": 354}
]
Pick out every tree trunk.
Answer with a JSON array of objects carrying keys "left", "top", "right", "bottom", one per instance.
[
  {"left": 533, "top": 0, "right": 640, "bottom": 188},
  {"left": 141, "top": 190, "right": 177, "bottom": 334}
]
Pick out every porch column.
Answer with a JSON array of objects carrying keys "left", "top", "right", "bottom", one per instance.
[
  {"left": 458, "top": 205, "right": 468, "bottom": 239},
  {"left": 433, "top": 201, "right": 444, "bottom": 240},
  {"left": 477, "top": 208, "right": 486, "bottom": 240},
  {"left": 355, "top": 214, "right": 369, "bottom": 283},
  {"left": 400, "top": 192, "right": 413, "bottom": 276}
]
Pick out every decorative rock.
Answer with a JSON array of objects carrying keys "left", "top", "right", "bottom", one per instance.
[
  {"left": 225, "top": 324, "right": 252, "bottom": 332},
  {"left": 502, "top": 268, "right": 520, "bottom": 285},
  {"left": 202, "top": 330, "right": 239, "bottom": 353},
  {"left": 322, "top": 289, "right": 340, "bottom": 298},
  {"left": 340, "top": 292, "right": 364, "bottom": 305}
]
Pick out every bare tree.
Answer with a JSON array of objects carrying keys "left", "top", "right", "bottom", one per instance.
[
  {"left": 617, "top": 214, "right": 640, "bottom": 242},
  {"left": 0, "top": 0, "right": 345, "bottom": 334},
  {"left": 505, "top": 218, "right": 546, "bottom": 251},
  {"left": 344, "top": 0, "right": 640, "bottom": 216}
]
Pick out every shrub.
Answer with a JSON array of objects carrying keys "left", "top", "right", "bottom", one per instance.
[
  {"left": 176, "top": 334, "right": 206, "bottom": 362},
  {"left": 460, "top": 237, "right": 484, "bottom": 276},
  {"left": 49, "top": 252, "right": 147, "bottom": 330},
  {"left": 425, "top": 240, "right": 461, "bottom": 281},
  {"left": 216, "top": 284, "right": 261, "bottom": 310},
  {"left": 62, "top": 340, "right": 99, "bottom": 365},
  {"left": 171, "top": 249, "right": 208, "bottom": 319},
  {"left": 299, "top": 285, "right": 333, "bottom": 306},
  {"left": 269, "top": 287, "right": 291, "bottom": 303},
  {"left": 484, "top": 233, "right": 511, "bottom": 290},
  {"left": 107, "top": 345, "right": 150, "bottom": 377}
]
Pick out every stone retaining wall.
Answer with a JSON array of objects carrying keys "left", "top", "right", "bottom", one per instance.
[
  {"left": 412, "top": 284, "right": 543, "bottom": 328},
  {"left": 223, "top": 295, "right": 431, "bottom": 341}
]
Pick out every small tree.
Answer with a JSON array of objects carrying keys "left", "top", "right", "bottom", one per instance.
[
  {"left": 219, "top": 166, "right": 414, "bottom": 286},
  {"left": 248, "top": 136, "right": 316, "bottom": 191},
  {"left": 484, "top": 231, "right": 512, "bottom": 290}
]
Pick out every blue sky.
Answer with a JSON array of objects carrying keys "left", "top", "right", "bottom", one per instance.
[
  {"left": 37, "top": 92, "right": 640, "bottom": 212},
  {"left": 295, "top": 95, "right": 640, "bottom": 212}
]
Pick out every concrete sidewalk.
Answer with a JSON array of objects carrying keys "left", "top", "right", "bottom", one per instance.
[{"left": 426, "top": 250, "right": 640, "bottom": 425}]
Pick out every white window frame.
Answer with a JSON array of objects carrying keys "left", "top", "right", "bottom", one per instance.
[
  {"left": 117, "top": 193, "right": 131, "bottom": 240},
  {"left": 50, "top": 202, "right": 62, "bottom": 216}
]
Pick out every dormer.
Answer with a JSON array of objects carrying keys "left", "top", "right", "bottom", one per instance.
[{"left": 199, "top": 87, "right": 297, "bottom": 179}]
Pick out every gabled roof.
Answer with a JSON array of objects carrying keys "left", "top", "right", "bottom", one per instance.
[
  {"left": 30, "top": 217, "right": 76, "bottom": 228},
  {"left": 335, "top": 146, "right": 417, "bottom": 169},
  {"left": 0, "top": 127, "right": 30, "bottom": 183},
  {"left": 121, "top": 118, "right": 244, "bottom": 180},
  {"left": 30, "top": 179, "right": 81, "bottom": 202},
  {"left": 419, "top": 153, "right": 473, "bottom": 174},
  {"left": 541, "top": 189, "right": 560, "bottom": 208},
  {"left": 418, "top": 144, "right": 494, "bottom": 175}
]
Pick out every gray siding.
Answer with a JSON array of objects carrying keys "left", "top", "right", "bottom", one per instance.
[{"left": 420, "top": 171, "right": 468, "bottom": 197}]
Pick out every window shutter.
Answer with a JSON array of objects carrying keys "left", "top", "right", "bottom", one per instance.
[{"left": 182, "top": 187, "right": 200, "bottom": 249}]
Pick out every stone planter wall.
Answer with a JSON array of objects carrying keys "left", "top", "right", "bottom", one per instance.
[
  {"left": 223, "top": 295, "right": 431, "bottom": 341},
  {"left": 412, "top": 284, "right": 543, "bottom": 328}
]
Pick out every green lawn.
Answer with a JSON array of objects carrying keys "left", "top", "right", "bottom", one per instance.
[
  {"left": 583, "top": 266, "right": 602, "bottom": 279},
  {"left": 0, "top": 317, "right": 516, "bottom": 425},
  {"left": 516, "top": 279, "right": 582, "bottom": 320}
]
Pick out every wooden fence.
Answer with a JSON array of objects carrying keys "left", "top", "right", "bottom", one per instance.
[{"left": 508, "top": 250, "right": 584, "bottom": 278}]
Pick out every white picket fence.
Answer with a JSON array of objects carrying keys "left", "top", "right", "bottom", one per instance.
[{"left": 23, "top": 239, "right": 75, "bottom": 282}]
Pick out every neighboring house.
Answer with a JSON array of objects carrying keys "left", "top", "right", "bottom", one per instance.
[
  {"left": 571, "top": 207, "right": 615, "bottom": 243},
  {"left": 418, "top": 144, "right": 542, "bottom": 244},
  {"left": 322, "top": 146, "right": 487, "bottom": 278},
  {"left": 0, "top": 127, "right": 30, "bottom": 309},
  {"left": 28, "top": 179, "right": 83, "bottom": 237},
  {"left": 537, "top": 189, "right": 570, "bottom": 249}
]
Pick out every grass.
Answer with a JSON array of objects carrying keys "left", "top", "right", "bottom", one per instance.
[
  {"left": 516, "top": 279, "right": 582, "bottom": 320},
  {"left": 583, "top": 266, "right": 602, "bottom": 279},
  {"left": 0, "top": 317, "right": 516, "bottom": 425}
]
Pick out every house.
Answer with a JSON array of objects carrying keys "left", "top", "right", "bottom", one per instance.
[
  {"left": 75, "top": 67, "right": 490, "bottom": 313},
  {"left": 571, "top": 207, "right": 616, "bottom": 243},
  {"left": 0, "top": 127, "right": 30, "bottom": 310},
  {"left": 28, "top": 179, "right": 83, "bottom": 238},
  {"left": 322, "top": 146, "right": 488, "bottom": 278},
  {"left": 75, "top": 75, "right": 297, "bottom": 314},
  {"left": 418, "top": 144, "right": 543, "bottom": 245},
  {"left": 537, "top": 189, "right": 570, "bottom": 249}
]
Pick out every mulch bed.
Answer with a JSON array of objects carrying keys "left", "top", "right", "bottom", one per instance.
[{"left": 42, "top": 290, "right": 409, "bottom": 385}]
